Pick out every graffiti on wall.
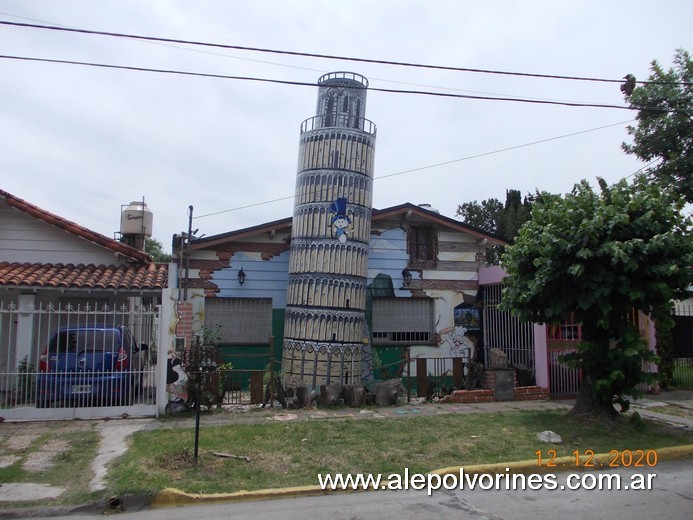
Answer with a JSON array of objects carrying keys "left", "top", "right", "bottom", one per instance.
[
  {"left": 166, "top": 350, "right": 188, "bottom": 402},
  {"left": 438, "top": 325, "right": 475, "bottom": 358}
]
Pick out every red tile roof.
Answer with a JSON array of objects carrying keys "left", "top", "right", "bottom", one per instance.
[
  {"left": 0, "top": 262, "right": 168, "bottom": 291},
  {"left": 0, "top": 189, "right": 151, "bottom": 263}
]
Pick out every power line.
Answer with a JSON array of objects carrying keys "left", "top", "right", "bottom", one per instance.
[
  {"left": 0, "top": 54, "right": 658, "bottom": 112},
  {"left": 0, "top": 17, "right": 575, "bottom": 106},
  {"left": 195, "top": 120, "right": 634, "bottom": 219},
  {"left": 2, "top": 19, "right": 690, "bottom": 87},
  {"left": 0, "top": 12, "right": 598, "bottom": 104}
]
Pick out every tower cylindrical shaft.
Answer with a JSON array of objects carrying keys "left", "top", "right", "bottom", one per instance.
[{"left": 282, "top": 72, "right": 377, "bottom": 388}]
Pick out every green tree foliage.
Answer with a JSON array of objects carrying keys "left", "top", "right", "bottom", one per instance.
[
  {"left": 145, "top": 237, "right": 172, "bottom": 262},
  {"left": 456, "top": 197, "right": 504, "bottom": 234},
  {"left": 501, "top": 176, "right": 692, "bottom": 417},
  {"left": 456, "top": 189, "right": 532, "bottom": 263},
  {"left": 622, "top": 49, "right": 692, "bottom": 203}
]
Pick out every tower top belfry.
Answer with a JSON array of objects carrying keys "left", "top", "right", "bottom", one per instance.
[{"left": 301, "top": 72, "right": 376, "bottom": 135}]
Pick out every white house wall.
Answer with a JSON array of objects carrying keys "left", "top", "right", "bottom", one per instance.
[{"left": 0, "top": 200, "right": 121, "bottom": 265}]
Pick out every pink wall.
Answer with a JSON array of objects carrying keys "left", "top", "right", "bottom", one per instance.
[{"left": 478, "top": 264, "right": 506, "bottom": 285}]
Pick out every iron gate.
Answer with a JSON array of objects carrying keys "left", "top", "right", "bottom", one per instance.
[
  {"left": 482, "top": 283, "right": 536, "bottom": 376},
  {"left": 672, "top": 301, "right": 693, "bottom": 389},
  {"left": 0, "top": 299, "right": 159, "bottom": 420}
]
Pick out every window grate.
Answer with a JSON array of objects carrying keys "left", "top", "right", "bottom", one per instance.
[
  {"left": 205, "top": 298, "right": 272, "bottom": 344},
  {"left": 372, "top": 298, "right": 434, "bottom": 345}
]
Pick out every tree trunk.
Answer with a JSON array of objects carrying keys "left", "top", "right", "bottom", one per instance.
[
  {"left": 569, "top": 374, "right": 617, "bottom": 418},
  {"left": 568, "top": 325, "right": 618, "bottom": 419}
]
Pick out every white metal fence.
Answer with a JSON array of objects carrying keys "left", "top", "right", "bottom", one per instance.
[{"left": 0, "top": 300, "right": 159, "bottom": 420}]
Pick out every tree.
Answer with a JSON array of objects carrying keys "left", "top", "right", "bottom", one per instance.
[
  {"left": 456, "top": 189, "right": 532, "bottom": 263},
  {"left": 145, "top": 237, "right": 172, "bottom": 262},
  {"left": 622, "top": 49, "right": 693, "bottom": 203},
  {"left": 456, "top": 197, "right": 503, "bottom": 234},
  {"left": 501, "top": 176, "right": 692, "bottom": 417}
]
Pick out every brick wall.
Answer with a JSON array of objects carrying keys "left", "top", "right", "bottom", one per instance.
[
  {"left": 442, "top": 385, "right": 549, "bottom": 403},
  {"left": 174, "top": 301, "right": 193, "bottom": 349},
  {"left": 441, "top": 368, "right": 550, "bottom": 403}
]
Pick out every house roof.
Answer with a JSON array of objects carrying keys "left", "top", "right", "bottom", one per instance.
[
  {"left": 0, "top": 189, "right": 151, "bottom": 263},
  {"left": 0, "top": 262, "right": 168, "bottom": 291},
  {"left": 185, "top": 202, "right": 508, "bottom": 250},
  {"left": 372, "top": 203, "right": 508, "bottom": 243}
]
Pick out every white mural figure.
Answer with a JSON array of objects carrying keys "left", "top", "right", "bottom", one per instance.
[
  {"left": 439, "top": 326, "right": 473, "bottom": 359},
  {"left": 330, "top": 197, "right": 351, "bottom": 243}
]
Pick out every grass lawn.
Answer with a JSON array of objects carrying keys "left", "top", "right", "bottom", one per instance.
[{"left": 105, "top": 410, "right": 693, "bottom": 496}]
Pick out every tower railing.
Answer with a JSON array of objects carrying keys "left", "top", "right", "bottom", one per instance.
[
  {"left": 318, "top": 71, "right": 369, "bottom": 87},
  {"left": 300, "top": 115, "right": 377, "bottom": 136}
]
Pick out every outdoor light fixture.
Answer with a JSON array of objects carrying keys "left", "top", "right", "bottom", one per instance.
[
  {"left": 238, "top": 268, "right": 246, "bottom": 286},
  {"left": 402, "top": 268, "right": 412, "bottom": 286}
]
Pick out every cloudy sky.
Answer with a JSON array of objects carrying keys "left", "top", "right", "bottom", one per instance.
[{"left": 2, "top": 1, "right": 691, "bottom": 252}]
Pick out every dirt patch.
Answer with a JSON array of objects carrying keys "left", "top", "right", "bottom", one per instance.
[
  {"left": 4, "top": 433, "right": 40, "bottom": 451},
  {"left": 0, "top": 455, "right": 20, "bottom": 468},
  {"left": 22, "top": 451, "right": 61, "bottom": 472},
  {"left": 43, "top": 439, "right": 70, "bottom": 453},
  {"left": 19, "top": 440, "right": 70, "bottom": 472}
]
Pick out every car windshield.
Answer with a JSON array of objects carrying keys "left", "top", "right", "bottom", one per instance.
[{"left": 48, "top": 330, "right": 122, "bottom": 354}]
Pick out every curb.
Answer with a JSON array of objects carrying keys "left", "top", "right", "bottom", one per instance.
[
  {"left": 151, "top": 485, "right": 332, "bottom": 507},
  {"left": 151, "top": 444, "right": 693, "bottom": 508}
]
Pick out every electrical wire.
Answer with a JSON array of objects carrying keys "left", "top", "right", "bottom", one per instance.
[
  {"left": 1, "top": 20, "right": 690, "bottom": 87},
  {"left": 0, "top": 54, "right": 666, "bottom": 112},
  {"left": 0, "top": 12, "right": 607, "bottom": 104},
  {"left": 194, "top": 120, "right": 634, "bottom": 219}
]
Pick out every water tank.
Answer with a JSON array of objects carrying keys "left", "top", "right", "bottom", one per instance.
[
  {"left": 418, "top": 203, "right": 439, "bottom": 214},
  {"left": 120, "top": 201, "right": 153, "bottom": 239}
]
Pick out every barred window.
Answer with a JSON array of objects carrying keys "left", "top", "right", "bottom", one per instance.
[
  {"left": 372, "top": 298, "right": 435, "bottom": 345},
  {"left": 408, "top": 225, "right": 437, "bottom": 267},
  {"left": 204, "top": 298, "right": 272, "bottom": 344}
]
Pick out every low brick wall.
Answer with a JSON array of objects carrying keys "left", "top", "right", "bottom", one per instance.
[
  {"left": 442, "top": 389, "right": 495, "bottom": 403},
  {"left": 513, "top": 386, "right": 550, "bottom": 400},
  {"left": 479, "top": 370, "right": 517, "bottom": 390},
  {"left": 441, "top": 385, "right": 549, "bottom": 403}
]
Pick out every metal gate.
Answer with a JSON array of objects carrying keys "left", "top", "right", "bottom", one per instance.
[
  {"left": 482, "top": 283, "right": 535, "bottom": 376},
  {"left": 0, "top": 300, "right": 159, "bottom": 420},
  {"left": 546, "top": 316, "right": 582, "bottom": 396},
  {"left": 672, "top": 301, "right": 693, "bottom": 389}
]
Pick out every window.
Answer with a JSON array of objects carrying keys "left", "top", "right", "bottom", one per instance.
[
  {"left": 204, "top": 298, "right": 272, "bottom": 344},
  {"left": 408, "top": 225, "right": 437, "bottom": 267},
  {"left": 372, "top": 298, "right": 435, "bottom": 345},
  {"left": 325, "top": 93, "right": 335, "bottom": 126}
]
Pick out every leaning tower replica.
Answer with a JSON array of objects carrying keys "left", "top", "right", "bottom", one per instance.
[{"left": 282, "top": 72, "right": 377, "bottom": 389}]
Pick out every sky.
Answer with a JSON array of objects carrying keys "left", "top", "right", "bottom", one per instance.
[{"left": 1, "top": 1, "right": 691, "bottom": 253}]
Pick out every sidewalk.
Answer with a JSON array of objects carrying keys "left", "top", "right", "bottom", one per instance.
[{"left": 1, "top": 391, "right": 692, "bottom": 514}]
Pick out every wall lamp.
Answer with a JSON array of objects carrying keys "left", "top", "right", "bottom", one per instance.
[
  {"left": 238, "top": 268, "right": 247, "bottom": 286},
  {"left": 402, "top": 268, "right": 412, "bottom": 286}
]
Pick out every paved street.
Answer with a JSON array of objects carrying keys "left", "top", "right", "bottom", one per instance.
[{"left": 23, "top": 459, "right": 693, "bottom": 520}]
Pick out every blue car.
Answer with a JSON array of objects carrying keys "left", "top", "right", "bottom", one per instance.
[{"left": 36, "top": 325, "right": 148, "bottom": 408}]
